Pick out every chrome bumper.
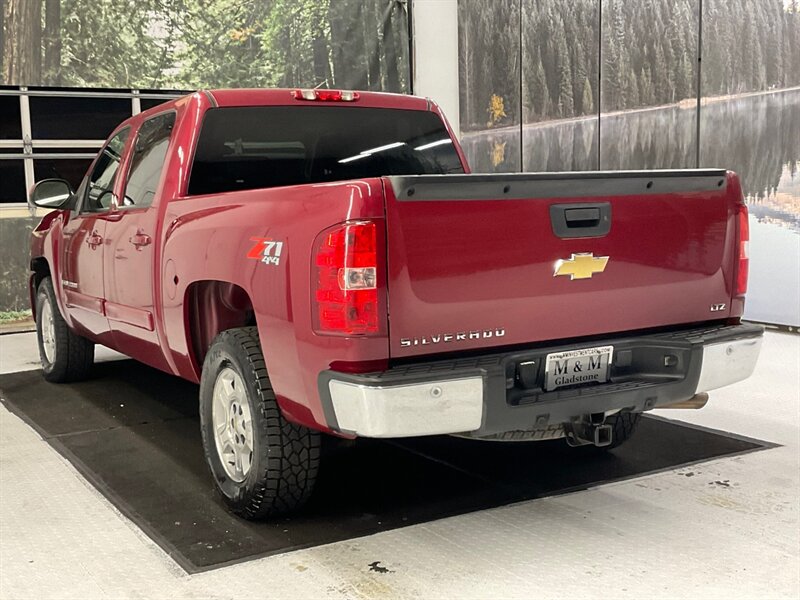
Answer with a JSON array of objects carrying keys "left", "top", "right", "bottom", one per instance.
[
  {"left": 328, "top": 377, "right": 483, "bottom": 437},
  {"left": 322, "top": 323, "right": 763, "bottom": 438},
  {"left": 694, "top": 335, "right": 763, "bottom": 393}
]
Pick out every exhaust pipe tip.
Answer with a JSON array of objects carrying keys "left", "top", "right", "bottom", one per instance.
[{"left": 662, "top": 393, "right": 710, "bottom": 410}]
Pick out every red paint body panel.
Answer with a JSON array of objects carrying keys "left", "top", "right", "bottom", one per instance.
[
  {"left": 29, "top": 89, "right": 747, "bottom": 437},
  {"left": 105, "top": 301, "right": 154, "bottom": 330},
  {"left": 63, "top": 288, "right": 104, "bottom": 314},
  {"left": 60, "top": 213, "right": 110, "bottom": 340},
  {"left": 160, "top": 180, "right": 387, "bottom": 429},
  {"left": 384, "top": 172, "right": 742, "bottom": 358}
]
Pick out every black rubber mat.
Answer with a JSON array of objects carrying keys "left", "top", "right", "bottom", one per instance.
[{"left": 0, "top": 360, "right": 772, "bottom": 573}]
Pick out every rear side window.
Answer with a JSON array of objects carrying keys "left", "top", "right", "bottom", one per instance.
[
  {"left": 123, "top": 112, "right": 175, "bottom": 208},
  {"left": 187, "top": 106, "right": 464, "bottom": 196}
]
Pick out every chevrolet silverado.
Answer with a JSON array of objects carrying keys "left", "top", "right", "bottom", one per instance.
[{"left": 28, "top": 88, "right": 763, "bottom": 519}]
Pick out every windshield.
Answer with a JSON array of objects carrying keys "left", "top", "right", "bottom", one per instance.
[{"left": 187, "top": 106, "right": 464, "bottom": 195}]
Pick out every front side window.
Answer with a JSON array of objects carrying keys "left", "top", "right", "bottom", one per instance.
[
  {"left": 122, "top": 112, "right": 175, "bottom": 208},
  {"left": 188, "top": 106, "right": 464, "bottom": 196},
  {"left": 83, "top": 128, "right": 129, "bottom": 212}
]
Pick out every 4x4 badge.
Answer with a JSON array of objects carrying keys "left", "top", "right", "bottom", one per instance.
[
  {"left": 553, "top": 253, "right": 609, "bottom": 280},
  {"left": 247, "top": 238, "right": 284, "bottom": 266}
]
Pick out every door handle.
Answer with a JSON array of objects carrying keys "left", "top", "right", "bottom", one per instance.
[
  {"left": 86, "top": 231, "right": 103, "bottom": 248},
  {"left": 130, "top": 232, "right": 152, "bottom": 249}
]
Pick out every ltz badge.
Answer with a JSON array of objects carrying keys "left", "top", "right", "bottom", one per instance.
[{"left": 247, "top": 238, "right": 284, "bottom": 266}]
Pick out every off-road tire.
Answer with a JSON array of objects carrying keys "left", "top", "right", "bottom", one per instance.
[
  {"left": 199, "top": 327, "right": 320, "bottom": 520},
  {"left": 35, "top": 276, "right": 94, "bottom": 382}
]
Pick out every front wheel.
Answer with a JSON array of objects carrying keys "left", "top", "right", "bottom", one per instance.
[
  {"left": 199, "top": 327, "right": 320, "bottom": 520},
  {"left": 35, "top": 276, "right": 94, "bottom": 382}
]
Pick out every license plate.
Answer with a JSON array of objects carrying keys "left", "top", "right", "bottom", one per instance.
[{"left": 544, "top": 345, "right": 613, "bottom": 391}]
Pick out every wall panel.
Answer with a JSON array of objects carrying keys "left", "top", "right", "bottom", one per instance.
[
  {"left": 458, "top": 0, "right": 521, "bottom": 172},
  {"left": 599, "top": 0, "right": 699, "bottom": 170},
  {"left": 521, "top": 0, "right": 600, "bottom": 172},
  {"left": 699, "top": 0, "right": 800, "bottom": 327}
]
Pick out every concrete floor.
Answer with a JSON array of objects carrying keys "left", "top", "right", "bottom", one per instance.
[{"left": 0, "top": 330, "right": 798, "bottom": 599}]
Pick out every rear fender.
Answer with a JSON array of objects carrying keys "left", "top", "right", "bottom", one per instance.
[
  {"left": 161, "top": 180, "right": 389, "bottom": 433},
  {"left": 184, "top": 280, "right": 255, "bottom": 374}
]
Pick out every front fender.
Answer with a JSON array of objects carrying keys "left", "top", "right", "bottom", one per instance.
[{"left": 29, "top": 210, "right": 70, "bottom": 325}]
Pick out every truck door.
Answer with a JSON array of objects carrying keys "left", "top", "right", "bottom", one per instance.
[
  {"left": 102, "top": 111, "right": 175, "bottom": 371},
  {"left": 60, "top": 127, "right": 130, "bottom": 343}
]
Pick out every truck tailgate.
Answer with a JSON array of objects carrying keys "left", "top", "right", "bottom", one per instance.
[{"left": 383, "top": 170, "right": 738, "bottom": 358}]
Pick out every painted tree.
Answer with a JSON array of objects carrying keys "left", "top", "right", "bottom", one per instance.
[
  {"left": 526, "top": 57, "right": 548, "bottom": 120},
  {"left": 42, "top": 0, "right": 60, "bottom": 84},
  {"left": 2, "top": 0, "right": 42, "bottom": 85},
  {"left": 555, "top": 21, "right": 574, "bottom": 117},
  {"left": 581, "top": 77, "right": 593, "bottom": 114}
]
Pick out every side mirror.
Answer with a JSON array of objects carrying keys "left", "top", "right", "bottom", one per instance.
[{"left": 30, "top": 179, "right": 74, "bottom": 209}]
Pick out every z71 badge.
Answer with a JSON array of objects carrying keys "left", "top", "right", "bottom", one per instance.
[{"left": 247, "top": 237, "right": 284, "bottom": 266}]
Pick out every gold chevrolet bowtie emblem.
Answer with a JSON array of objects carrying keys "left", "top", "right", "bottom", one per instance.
[{"left": 553, "top": 253, "right": 609, "bottom": 280}]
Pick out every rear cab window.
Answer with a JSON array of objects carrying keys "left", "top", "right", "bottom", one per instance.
[{"left": 187, "top": 106, "right": 464, "bottom": 196}]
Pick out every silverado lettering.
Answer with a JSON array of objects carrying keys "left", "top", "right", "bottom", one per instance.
[
  {"left": 28, "top": 88, "right": 763, "bottom": 522},
  {"left": 400, "top": 328, "right": 506, "bottom": 347}
]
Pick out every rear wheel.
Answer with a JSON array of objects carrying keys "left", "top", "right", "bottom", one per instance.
[
  {"left": 35, "top": 276, "right": 94, "bottom": 382},
  {"left": 199, "top": 327, "right": 320, "bottom": 520}
]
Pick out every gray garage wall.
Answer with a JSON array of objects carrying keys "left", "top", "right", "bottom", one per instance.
[
  {"left": 0, "top": 216, "right": 35, "bottom": 312},
  {"left": 458, "top": 0, "right": 800, "bottom": 327}
]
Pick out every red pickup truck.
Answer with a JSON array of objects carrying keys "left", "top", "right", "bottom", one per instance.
[{"left": 29, "top": 88, "right": 763, "bottom": 519}]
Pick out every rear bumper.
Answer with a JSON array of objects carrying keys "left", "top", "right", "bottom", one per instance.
[{"left": 318, "top": 323, "right": 763, "bottom": 438}]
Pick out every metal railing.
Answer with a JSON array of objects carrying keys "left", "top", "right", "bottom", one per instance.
[{"left": 0, "top": 86, "right": 185, "bottom": 215}]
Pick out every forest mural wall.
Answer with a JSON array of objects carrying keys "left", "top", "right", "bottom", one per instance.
[
  {"left": 0, "top": 0, "right": 408, "bottom": 314},
  {"left": 459, "top": 0, "right": 800, "bottom": 326},
  {"left": 460, "top": 0, "right": 799, "bottom": 130},
  {"left": 0, "top": 0, "right": 409, "bottom": 91}
]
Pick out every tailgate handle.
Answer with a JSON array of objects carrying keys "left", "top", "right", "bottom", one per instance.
[
  {"left": 564, "top": 207, "right": 601, "bottom": 227},
  {"left": 550, "top": 203, "right": 611, "bottom": 239}
]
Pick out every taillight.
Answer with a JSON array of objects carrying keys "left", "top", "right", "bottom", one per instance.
[
  {"left": 313, "top": 221, "right": 384, "bottom": 336},
  {"left": 292, "top": 89, "right": 360, "bottom": 102},
  {"left": 735, "top": 204, "right": 750, "bottom": 297}
]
